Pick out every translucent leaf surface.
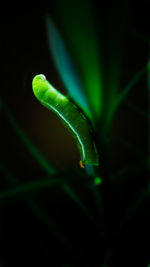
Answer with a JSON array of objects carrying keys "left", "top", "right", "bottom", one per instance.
[
  {"left": 45, "top": 15, "right": 92, "bottom": 120},
  {"left": 48, "top": 0, "right": 102, "bottom": 120}
]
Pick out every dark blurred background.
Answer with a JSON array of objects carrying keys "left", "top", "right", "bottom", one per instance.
[{"left": 0, "top": 1, "right": 149, "bottom": 266}]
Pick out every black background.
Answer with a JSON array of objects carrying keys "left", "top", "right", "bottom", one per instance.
[{"left": 0, "top": 1, "right": 149, "bottom": 266}]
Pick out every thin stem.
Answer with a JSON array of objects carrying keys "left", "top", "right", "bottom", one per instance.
[
  {"left": 117, "top": 62, "right": 149, "bottom": 106},
  {"left": 0, "top": 173, "right": 99, "bottom": 201},
  {"left": 105, "top": 62, "right": 150, "bottom": 131},
  {"left": 124, "top": 99, "right": 150, "bottom": 119},
  {"left": 84, "top": 165, "right": 104, "bottom": 234}
]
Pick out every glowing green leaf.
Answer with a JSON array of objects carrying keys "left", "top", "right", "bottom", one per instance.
[
  {"left": 32, "top": 74, "right": 99, "bottom": 166},
  {"left": 51, "top": 0, "right": 102, "bottom": 120},
  {"left": 45, "top": 15, "right": 92, "bottom": 120},
  {"left": 1, "top": 99, "right": 100, "bottom": 225}
]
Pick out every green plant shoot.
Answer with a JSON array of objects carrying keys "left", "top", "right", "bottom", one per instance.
[{"left": 32, "top": 74, "right": 99, "bottom": 166}]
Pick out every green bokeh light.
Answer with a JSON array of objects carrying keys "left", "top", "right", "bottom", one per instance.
[{"left": 94, "top": 176, "right": 102, "bottom": 185}]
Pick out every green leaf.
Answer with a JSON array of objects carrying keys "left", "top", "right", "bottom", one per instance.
[
  {"left": 45, "top": 15, "right": 92, "bottom": 120},
  {"left": 2, "top": 99, "right": 100, "bottom": 227},
  {"left": 50, "top": 0, "right": 102, "bottom": 120}
]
